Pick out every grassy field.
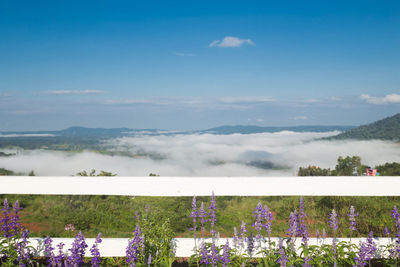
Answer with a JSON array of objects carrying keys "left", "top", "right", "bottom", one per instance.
[{"left": 1, "top": 194, "right": 399, "bottom": 239}]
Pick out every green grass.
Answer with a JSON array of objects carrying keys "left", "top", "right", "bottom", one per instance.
[{"left": 1, "top": 194, "right": 399, "bottom": 238}]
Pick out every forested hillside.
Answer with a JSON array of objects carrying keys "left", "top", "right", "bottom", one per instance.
[{"left": 330, "top": 113, "right": 400, "bottom": 140}]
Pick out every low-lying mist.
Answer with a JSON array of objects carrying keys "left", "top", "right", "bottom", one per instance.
[{"left": 1, "top": 131, "right": 399, "bottom": 176}]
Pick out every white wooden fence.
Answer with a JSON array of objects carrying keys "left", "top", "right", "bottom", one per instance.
[{"left": 1, "top": 176, "right": 399, "bottom": 257}]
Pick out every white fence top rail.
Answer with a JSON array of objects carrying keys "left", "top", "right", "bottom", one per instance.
[
  {"left": 0, "top": 176, "right": 399, "bottom": 196},
  {"left": 29, "top": 237, "right": 392, "bottom": 258}
]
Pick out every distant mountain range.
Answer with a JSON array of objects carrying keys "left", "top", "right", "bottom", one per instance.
[
  {"left": 1, "top": 112, "right": 400, "bottom": 140},
  {"left": 1, "top": 125, "right": 354, "bottom": 138},
  {"left": 0, "top": 126, "right": 159, "bottom": 137},
  {"left": 328, "top": 113, "right": 400, "bottom": 141},
  {"left": 199, "top": 125, "right": 354, "bottom": 135}
]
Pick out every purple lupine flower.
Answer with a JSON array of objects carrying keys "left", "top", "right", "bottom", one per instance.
[
  {"left": 263, "top": 205, "right": 274, "bottom": 244},
  {"left": 239, "top": 221, "right": 247, "bottom": 248},
  {"left": 90, "top": 233, "right": 102, "bottom": 267},
  {"left": 15, "top": 229, "right": 31, "bottom": 267},
  {"left": 208, "top": 191, "right": 217, "bottom": 236},
  {"left": 55, "top": 242, "right": 65, "bottom": 265},
  {"left": 322, "top": 228, "right": 326, "bottom": 239},
  {"left": 298, "top": 197, "right": 309, "bottom": 246},
  {"left": 189, "top": 196, "right": 198, "bottom": 232},
  {"left": 199, "top": 242, "right": 210, "bottom": 265},
  {"left": 277, "top": 239, "right": 288, "bottom": 267},
  {"left": 252, "top": 202, "right": 264, "bottom": 239},
  {"left": 147, "top": 254, "right": 152, "bottom": 266},
  {"left": 392, "top": 206, "right": 400, "bottom": 230},
  {"left": 210, "top": 241, "right": 219, "bottom": 267},
  {"left": 11, "top": 200, "right": 22, "bottom": 236},
  {"left": 329, "top": 209, "right": 339, "bottom": 234},
  {"left": 247, "top": 233, "right": 255, "bottom": 257},
  {"left": 348, "top": 206, "right": 359, "bottom": 233},
  {"left": 1, "top": 198, "right": 12, "bottom": 238},
  {"left": 66, "top": 231, "right": 88, "bottom": 266},
  {"left": 126, "top": 225, "right": 145, "bottom": 267},
  {"left": 354, "top": 231, "right": 376, "bottom": 266},
  {"left": 199, "top": 202, "right": 207, "bottom": 236},
  {"left": 44, "top": 236, "right": 57, "bottom": 266},
  {"left": 221, "top": 240, "right": 231, "bottom": 267},
  {"left": 332, "top": 236, "right": 337, "bottom": 267},
  {"left": 316, "top": 229, "right": 320, "bottom": 239},
  {"left": 232, "top": 227, "right": 239, "bottom": 249},
  {"left": 287, "top": 210, "right": 298, "bottom": 238}
]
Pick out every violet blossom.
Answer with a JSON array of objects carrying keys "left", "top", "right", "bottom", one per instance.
[
  {"left": 208, "top": 191, "right": 217, "bottom": 237},
  {"left": 126, "top": 225, "right": 145, "bottom": 267},
  {"left": 354, "top": 231, "right": 376, "bottom": 267},
  {"left": 15, "top": 229, "right": 31, "bottom": 267},
  {"left": 239, "top": 221, "right": 247, "bottom": 248},
  {"left": 199, "top": 242, "right": 210, "bottom": 265},
  {"left": 277, "top": 239, "right": 288, "bottom": 267},
  {"left": 221, "top": 240, "right": 231, "bottom": 267},
  {"left": 189, "top": 196, "right": 198, "bottom": 233},
  {"left": 66, "top": 231, "right": 88, "bottom": 266},
  {"left": 210, "top": 241, "right": 219, "bottom": 267},
  {"left": 90, "top": 233, "right": 102, "bottom": 267},
  {"left": 329, "top": 209, "right": 339, "bottom": 234},
  {"left": 287, "top": 210, "right": 298, "bottom": 238},
  {"left": 199, "top": 202, "right": 207, "bottom": 236},
  {"left": 44, "top": 236, "right": 57, "bottom": 266},
  {"left": 348, "top": 206, "right": 359, "bottom": 234},
  {"left": 55, "top": 242, "right": 65, "bottom": 265}
]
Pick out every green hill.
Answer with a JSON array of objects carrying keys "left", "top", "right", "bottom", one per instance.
[{"left": 330, "top": 113, "right": 400, "bottom": 140}]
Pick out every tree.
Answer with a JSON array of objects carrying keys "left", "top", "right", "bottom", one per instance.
[
  {"left": 297, "top": 166, "right": 332, "bottom": 176},
  {"left": 76, "top": 169, "right": 116, "bottom": 176},
  {"left": 335, "top": 156, "right": 362, "bottom": 176},
  {"left": 374, "top": 162, "right": 400, "bottom": 176}
]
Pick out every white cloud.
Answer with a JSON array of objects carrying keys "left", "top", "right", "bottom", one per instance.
[
  {"left": 360, "top": 93, "right": 400, "bottom": 105},
  {"left": 219, "top": 96, "right": 275, "bottom": 104},
  {"left": 293, "top": 116, "right": 308, "bottom": 120},
  {"left": 2, "top": 132, "right": 400, "bottom": 177},
  {"left": 174, "top": 52, "right": 196, "bottom": 57},
  {"left": 0, "top": 93, "right": 12, "bottom": 98},
  {"left": 209, "top": 36, "right": 255, "bottom": 48},
  {"left": 41, "top": 90, "right": 106, "bottom": 95}
]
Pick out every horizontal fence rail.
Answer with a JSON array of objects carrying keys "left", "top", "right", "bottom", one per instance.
[
  {"left": 1, "top": 176, "right": 400, "bottom": 196},
  {"left": 28, "top": 237, "right": 393, "bottom": 258},
  {"left": 1, "top": 176, "right": 399, "bottom": 258}
]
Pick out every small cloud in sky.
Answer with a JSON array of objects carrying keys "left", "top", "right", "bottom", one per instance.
[
  {"left": 219, "top": 96, "right": 275, "bottom": 104},
  {"left": 209, "top": 36, "right": 255, "bottom": 48},
  {"left": 360, "top": 93, "right": 400, "bottom": 104},
  {"left": 300, "top": 98, "right": 319, "bottom": 103},
  {"left": 104, "top": 99, "right": 159, "bottom": 105},
  {"left": 293, "top": 116, "right": 308, "bottom": 120},
  {"left": 329, "top": 96, "right": 341, "bottom": 101},
  {"left": 0, "top": 92, "right": 12, "bottom": 98},
  {"left": 173, "top": 52, "right": 196, "bottom": 57},
  {"left": 40, "top": 90, "right": 105, "bottom": 95}
]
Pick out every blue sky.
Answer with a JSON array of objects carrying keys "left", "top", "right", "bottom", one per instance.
[{"left": 0, "top": 0, "right": 399, "bottom": 131}]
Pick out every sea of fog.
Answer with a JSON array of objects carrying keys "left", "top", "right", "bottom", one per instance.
[{"left": 1, "top": 131, "right": 400, "bottom": 176}]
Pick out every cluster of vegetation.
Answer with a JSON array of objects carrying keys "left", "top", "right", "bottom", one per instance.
[
  {"left": 1, "top": 193, "right": 400, "bottom": 241},
  {"left": 2, "top": 195, "right": 400, "bottom": 266},
  {"left": 328, "top": 113, "right": 400, "bottom": 140},
  {"left": 298, "top": 155, "right": 400, "bottom": 176}
]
